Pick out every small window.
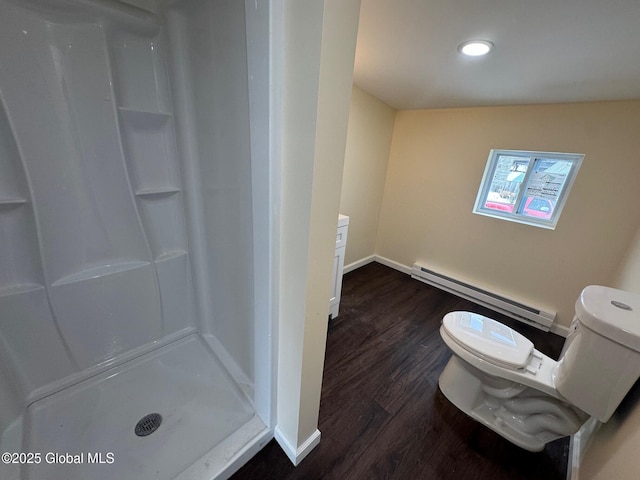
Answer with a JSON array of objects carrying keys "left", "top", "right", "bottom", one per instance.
[{"left": 473, "top": 149, "right": 584, "bottom": 229}]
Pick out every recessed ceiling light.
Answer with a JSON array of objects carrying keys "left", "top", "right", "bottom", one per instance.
[{"left": 458, "top": 40, "right": 494, "bottom": 57}]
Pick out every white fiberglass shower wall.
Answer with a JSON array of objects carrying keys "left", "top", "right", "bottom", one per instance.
[{"left": 0, "top": 0, "right": 274, "bottom": 478}]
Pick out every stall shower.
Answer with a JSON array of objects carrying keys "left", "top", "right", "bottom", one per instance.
[{"left": 0, "top": 0, "right": 273, "bottom": 478}]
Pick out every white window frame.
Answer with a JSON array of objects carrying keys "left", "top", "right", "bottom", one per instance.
[{"left": 473, "top": 149, "right": 584, "bottom": 230}]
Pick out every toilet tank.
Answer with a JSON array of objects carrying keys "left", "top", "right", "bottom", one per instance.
[{"left": 555, "top": 286, "right": 640, "bottom": 422}]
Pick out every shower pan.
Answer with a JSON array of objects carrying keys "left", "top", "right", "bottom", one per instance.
[{"left": 0, "top": 0, "right": 274, "bottom": 478}]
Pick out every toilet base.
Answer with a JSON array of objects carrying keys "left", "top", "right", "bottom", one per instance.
[{"left": 438, "top": 356, "right": 587, "bottom": 452}]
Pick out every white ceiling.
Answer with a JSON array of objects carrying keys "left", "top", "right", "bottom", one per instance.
[{"left": 353, "top": 0, "right": 640, "bottom": 110}]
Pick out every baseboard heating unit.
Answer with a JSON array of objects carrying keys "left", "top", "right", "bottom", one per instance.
[{"left": 411, "top": 263, "right": 555, "bottom": 331}]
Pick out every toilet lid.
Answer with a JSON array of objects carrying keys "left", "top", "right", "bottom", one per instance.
[{"left": 442, "top": 311, "right": 534, "bottom": 369}]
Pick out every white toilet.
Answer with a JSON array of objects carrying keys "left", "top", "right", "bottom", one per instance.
[{"left": 438, "top": 285, "right": 640, "bottom": 451}]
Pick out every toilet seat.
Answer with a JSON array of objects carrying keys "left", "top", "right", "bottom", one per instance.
[{"left": 442, "top": 311, "right": 534, "bottom": 370}]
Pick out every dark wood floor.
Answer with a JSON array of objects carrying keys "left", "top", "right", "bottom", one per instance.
[{"left": 232, "top": 262, "right": 569, "bottom": 480}]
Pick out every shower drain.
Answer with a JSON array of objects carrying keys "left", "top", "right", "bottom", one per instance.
[{"left": 134, "top": 413, "right": 163, "bottom": 437}]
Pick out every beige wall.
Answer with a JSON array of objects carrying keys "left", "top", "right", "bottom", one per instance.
[
  {"left": 277, "top": 0, "right": 360, "bottom": 463},
  {"left": 615, "top": 227, "right": 640, "bottom": 293},
  {"left": 277, "top": 0, "right": 323, "bottom": 455},
  {"left": 577, "top": 229, "right": 640, "bottom": 479},
  {"left": 340, "top": 86, "right": 396, "bottom": 266},
  {"left": 299, "top": 0, "right": 360, "bottom": 446},
  {"left": 375, "top": 101, "right": 640, "bottom": 328}
]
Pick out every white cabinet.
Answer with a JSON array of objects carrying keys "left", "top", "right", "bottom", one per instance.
[{"left": 329, "top": 214, "right": 349, "bottom": 319}]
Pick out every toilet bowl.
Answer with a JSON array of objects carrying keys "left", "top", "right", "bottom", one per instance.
[{"left": 438, "top": 285, "right": 640, "bottom": 451}]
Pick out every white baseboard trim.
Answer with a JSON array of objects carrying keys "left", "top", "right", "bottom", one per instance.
[
  {"left": 551, "top": 323, "right": 569, "bottom": 338},
  {"left": 343, "top": 254, "right": 375, "bottom": 274},
  {"left": 343, "top": 254, "right": 413, "bottom": 276},
  {"left": 373, "top": 255, "right": 412, "bottom": 275},
  {"left": 567, "top": 417, "right": 600, "bottom": 480},
  {"left": 274, "top": 426, "right": 321, "bottom": 466}
]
